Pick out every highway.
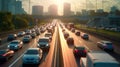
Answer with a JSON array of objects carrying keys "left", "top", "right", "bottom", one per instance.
[{"left": 0, "top": 19, "right": 120, "bottom": 67}]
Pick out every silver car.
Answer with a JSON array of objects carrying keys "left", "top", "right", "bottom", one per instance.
[
  {"left": 97, "top": 41, "right": 114, "bottom": 51},
  {"left": 8, "top": 40, "right": 23, "bottom": 50},
  {"left": 22, "top": 48, "right": 42, "bottom": 64}
]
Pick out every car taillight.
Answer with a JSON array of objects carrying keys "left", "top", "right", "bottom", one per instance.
[
  {"left": 2, "top": 54, "right": 7, "bottom": 57},
  {"left": 75, "top": 49, "right": 78, "bottom": 53},
  {"left": 83, "top": 50, "right": 86, "bottom": 53}
]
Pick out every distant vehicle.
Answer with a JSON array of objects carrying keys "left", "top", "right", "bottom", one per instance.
[
  {"left": 17, "top": 31, "right": 25, "bottom": 37},
  {"left": 36, "top": 30, "right": 40, "bottom": 35},
  {"left": 62, "top": 28, "right": 65, "bottom": 32},
  {"left": 80, "top": 51, "right": 120, "bottom": 67},
  {"left": 81, "top": 33, "right": 89, "bottom": 40},
  {"left": 71, "top": 28, "right": 75, "bottom": 33},
  {"left": 66, "top": 37, "right": 74, "bottom": 45},
  {"left": 45, "top": 33, "right": 52, "bottom": 40},
  {"left": 26, "top": 30, "right": 32, "bottom": 35},
  {"left": 8, "top": 40, "right": 23, "bottom": 50},
  {"left": 31, "top": 32, "right": 36, "bottom": 38},
  {"left": 73, "top": 45, "right": 87, "bottom": 57},
  {"left": 37, "top": 37, "right": 50, "bottom": 51},
  {"left": 23, "top": 35, "right": 32, "bottom": 43},
  {"left": 75, "top": 31, "right": 80, "bottom": 36},
  {"left": 22, "top": 48, "right": 43, "bottom": 64},
  {"left": 97, "top": 41, "right": 114, "bottom": 51},
  {"left": 63, "top": 32, "right": 69, "bottom": 39},
  {"left": 0, "top": 49, "right": 14, "bottom": 62},
  {"left": 7, "top": 34, "right": 17, "bottom": 41}
]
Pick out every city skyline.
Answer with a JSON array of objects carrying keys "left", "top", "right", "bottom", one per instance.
[{"left": 22, "top": 0, "right": 120, "bottom": 15}]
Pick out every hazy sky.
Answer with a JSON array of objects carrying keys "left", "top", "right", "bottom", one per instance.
[{"left": 21, "top": 0, "right": 120, "bottom": 15}]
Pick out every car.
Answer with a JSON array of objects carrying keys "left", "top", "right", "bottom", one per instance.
[
  {"left": 8, "top": 40, "right": 23, "bottom": 50},
  {"left": 22, "top": 48, "right": 42, "bottom": 64},
  {"left": 31, "top": 32, "right": 36, "bottom": 38},
  {"left": 63, "top": 32, "right": 69, "bottom": 39},
  {"left": 35, "top": 30, "right": 40, "bottom": 35},
  {"left": 45, "top": 33, "right": 52, "bottom": 40},
  {"left": 17, "top": 31, "right": 25, "bottom": 37},
  {"left": 62, "top": 28, "right": 65, "bottom": 32},
  {"left": 25, "top": 30, "right": 32, "bottom": 35},
  {"left": 71, "top": 28, "right": 75, "bottom": 33},
  {"left": 37, "top": 37, "right": 50, "bottom": 51},
  {"left": 75, "top": 31, "right": 80, "bottom": 36},
  {"left": 7, "top": 34, "right": 17, "bottom": 41},
  {"left": 66, "top": 37, "right": 74, "bottom": 45},
  {"left": 0, "top": 49, "right": 14, "bottom": 62},
  {"left": 23, "top": 35, "right": 32, "bottom": 43},
  {"left": 81, "top": 33, "right": 89, "bottom": 40},
  {"left": 97, "top": 41, "right": 114, "bottom": 51},
  {"left": 73, "top": 45, "right": 87, "bottom": 57}
]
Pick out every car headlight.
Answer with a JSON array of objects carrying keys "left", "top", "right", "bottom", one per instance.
[
  {"left": 15, "top": 45, "right": 18, "bottom": 47},
  {"left": 8, "top": 45, "right": 10, "bottom": 48}
]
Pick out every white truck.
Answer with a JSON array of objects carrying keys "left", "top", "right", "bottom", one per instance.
[{"left": 80, "top": 51, "right": 120, "bottom": 67}]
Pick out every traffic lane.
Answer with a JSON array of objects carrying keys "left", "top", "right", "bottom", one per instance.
[
  {"left": 0, "top": 31, "right": 47, "bottom": 67},
  {"left": 65, "top": 28, "right": 101, "bottom": 51},
  {"left": 0, "top": 34, "right": 41, "bottom": 67},
  {"left": 0, "top": 36, "right": 25, "bottom": 49},
  {"left": 59, "top": 26, "right": 77, "bottom": 67},
  {"left": 39, "top": 27, "right": 57, "bottom": 67},
  {"left": 76, "top": 30, "right": 120, "bottom": 62},
  {"left": 8, "top": 27, "right": 57, "bottom": 67}
]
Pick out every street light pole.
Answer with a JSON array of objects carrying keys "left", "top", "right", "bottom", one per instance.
[{"left": 96, "top": 0, "right": 97, "bottom": 12}]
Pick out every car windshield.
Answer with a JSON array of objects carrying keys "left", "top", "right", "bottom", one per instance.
[
  {"left": 106, "top": 43, "right": 113, "bottom": 45},
  {"left": 25, "top": 50, "right": 39, "bottom": 54},
  {"left": 39, "top": 39, "right": 49, "bottom": 42},
  {"left": 10, "top": 42, "right": 19, "bottom": 44},
  {"left": 0, "top": 51, "right": 6, "bottom": 54},
  {"left": 45, "top": 34, "right": 51, "bottom": 37},
  {"left": 76, "top": 47, "right": 85, "bottom": 50}
]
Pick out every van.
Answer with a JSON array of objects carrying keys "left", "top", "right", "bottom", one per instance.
[{"left": 80, "top": 51, "right": 120, "bottom": 67}]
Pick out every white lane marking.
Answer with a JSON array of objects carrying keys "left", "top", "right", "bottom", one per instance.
[
  {"left": 9, "top": 52, "right": 25, "bottom": 67},
  {"left": 79, "top": 40, "right": 91, "bottom": 52},
  {"left": 9, "top": 38, "right": 37, "bottom": 67}
]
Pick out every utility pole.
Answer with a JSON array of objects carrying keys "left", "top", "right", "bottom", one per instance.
[{"left": 86, "top": 0, "right": 87, "bottom": 10}]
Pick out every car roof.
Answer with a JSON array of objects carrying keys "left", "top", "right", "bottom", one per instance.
[
  {"left": 74, "top": 45, "right": 85, "bottom": 50},
  {"left": 39, "top": 37, "right": 49, "bottom": 39},
  {"left": 11, "top": 40, "right": 20, "bottom": 42},
  {"left": 101, "top": 41, "right": 112, "bottom": 43},
  {"left": 27, "top": 48, "right": 39, "bottom": 51}
]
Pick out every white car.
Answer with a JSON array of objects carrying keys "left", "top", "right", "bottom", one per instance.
[
  {"left": 22, "top": 48, "right": 42, "bottom": 64},
  {"left": 97, "top": 41, "right": 114, "bottom": 51},
  {"left": 8, "top": 40, "right": 23, "bottom": 50},
  {"left": 23, "top": 35, "right": 32, "bottom": 43}
]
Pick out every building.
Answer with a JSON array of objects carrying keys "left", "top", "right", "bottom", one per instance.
[
  {"left": 48, "top": 4, "right": 58, "bottom": 16},
  {"left": 63, "top": 3, "right": 71, "bottom": 16},
  {"left": 0, "top": 1, "right": 1, "bottom": 10},
  {"left": 15, "top": 1, "right": 22, "bottom": 14},
  {"left": 32, "top": 5, "right": 43, "bottom": 15},
  {"left": 0, "top": 0, "right": 26, "bottom": 14}
]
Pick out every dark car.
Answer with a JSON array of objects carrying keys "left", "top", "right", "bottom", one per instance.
[
  {"left": 7, "top": 34, "right": 17, "bottom": 41},
  {"left": 0, "top": 49, "right": 14, "bottom": 62},
  {"left": 75, "top": 31, "right": 80, "bottom": 36},
  {"left": 66, "top": 37, "right": 74, "bottom": 45},
  {"left": 63, "top": 32, "right": 69, "bottom": 39},
  {"left": 71, "top": 28, "right": 75, "bottom": 33},
  {"left": 73, "top": 45, "right": 87, "bottom": 57},
  {"left": 31, "top": 32, "right": 36, "bottom": 38}
]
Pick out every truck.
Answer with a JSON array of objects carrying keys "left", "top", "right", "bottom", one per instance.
[{"left": 80, "top": 51, "right": 120, "bottom": 67}]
